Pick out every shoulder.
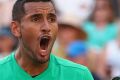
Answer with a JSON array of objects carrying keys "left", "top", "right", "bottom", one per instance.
[
  {"left": 0, "top": 54, "right": 12, "bottom": 65},
  {"left": 108, "top": 22, "right": 117, "bottom": 27},
  {"left": 51, "top": 54, "right": 94, "bottom": 80},
  {"left": 83, "top": 21, "right": 95, "bottom": 32},
  {"left": 0, "top": 54, "right": 13, "bottom": 73},
  {"left": 83, "top": 21, "right": 94, "bottom": 27},
  {"left": 107, "top": 23, "right": 118, "bottom": 31},
  {"left": 51, "top": 54, "right": 91, "bottom": 73}
]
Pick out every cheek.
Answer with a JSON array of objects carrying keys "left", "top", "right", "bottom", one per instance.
[
  {"left": 23, "top": 22, "right": 39, "bottom": 34},
  {"left": 51, "top": 24, "right": 58, "bottom": 37},
  {"left": 21, "top": 24, "right": 39, "bottom": 43},
  {"left": 23, "top": 29, "right": 37, "bottom": 38}
]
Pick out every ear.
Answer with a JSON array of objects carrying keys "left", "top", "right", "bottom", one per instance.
[{"left": 11, "top": 21, "right": 21, "bottom": 38}]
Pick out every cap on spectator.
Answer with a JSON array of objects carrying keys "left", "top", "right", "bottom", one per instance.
[{"left": 66, "top": 40, "right": 87, "bottom": 58}]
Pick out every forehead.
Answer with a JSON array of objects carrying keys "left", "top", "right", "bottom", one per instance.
[{"left": 24, "top": 2, "right": 55, "bottom": 14}]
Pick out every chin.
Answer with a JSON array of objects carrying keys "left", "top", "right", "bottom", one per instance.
[
  {"left": 35, "top": 54, "right": 50, "bottom": 64},
  {"left": 38, "top": 59, "right": 49, "bottom": 64}
]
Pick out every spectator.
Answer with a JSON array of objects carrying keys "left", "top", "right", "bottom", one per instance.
[
  {"left": 66, "top": 40, "right": 88, "bottom": 66},
  {"left": 0, "top": 26, "right": 18, "bottom": 58},
  {"left": 83, "top": 0, "right": 118, "bottom": 54},
  {"left": 82, "top": 0, "right": 119, "bottom": 79},
  {"left": 53, "top": 23, "right": 87, "bottom": 58}
]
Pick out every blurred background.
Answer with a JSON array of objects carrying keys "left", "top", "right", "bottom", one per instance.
[{"left": 0, "top": 0, "right": 120, "bottom": 80}]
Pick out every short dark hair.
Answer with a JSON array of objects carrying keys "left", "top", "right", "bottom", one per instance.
[{"left": 12, "top": 0, "right": 53, "bottom": 22}]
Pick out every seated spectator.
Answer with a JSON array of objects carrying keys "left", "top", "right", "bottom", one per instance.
[
  {"left": 82, "top": 0, "right": 119, "bottom": 79},
  {"left": 53, "top": 23, "right": 87, "bottom": 58},
  {"left": 66, "top": 40, "right": 88, "bottom": 66},
  {"left": 83, "top": 0, "right": 118, "bottom": 54}
]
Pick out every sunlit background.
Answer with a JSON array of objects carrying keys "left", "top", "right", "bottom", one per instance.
[{"left": 0, "top": 0, "right": 120, "bottom": 80}]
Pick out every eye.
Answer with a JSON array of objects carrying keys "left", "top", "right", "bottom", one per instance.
[
  {"left": 47, "top": 13, "right": 57, "bottom": 23},
  {"left": 31, "top": 14, "right": 43, "bottom": 22}
]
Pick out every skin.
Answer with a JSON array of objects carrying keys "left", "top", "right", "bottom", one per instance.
[
  {"left": 0, "top": 36, "right": 14, "bottom": 54},
  {"left": 58, "top": 28, "right": 79, "bottom": 49},
  {"left": 11, "top": 2, "right": 58, "bottom": 76},
  {"left": 93, "top": 0, "right": 111, "bottom": 28}
]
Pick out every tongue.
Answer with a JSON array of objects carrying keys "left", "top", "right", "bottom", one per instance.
[{"left": 40, "top": 37, "right": 49, "bottom": 50}]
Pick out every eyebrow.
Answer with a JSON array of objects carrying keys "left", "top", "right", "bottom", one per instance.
[
  {"left": 48, "top": 13, "right": 57, "bottom": 16},
  {"left": 25, "top": 9, "right": 56, "bottom": 18},
  {"left": 30, "top": 14, "right": 43, "bottom": 18}
]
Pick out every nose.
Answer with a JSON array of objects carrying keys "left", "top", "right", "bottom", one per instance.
[{"left": 41, "top": 18, "right": 51, "bottom": 33}]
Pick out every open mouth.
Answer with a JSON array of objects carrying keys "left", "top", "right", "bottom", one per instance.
[{"left": 40, "top": 36, "right": 51, "bottom": 50}]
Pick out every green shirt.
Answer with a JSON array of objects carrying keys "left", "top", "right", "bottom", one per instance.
[
  {"left": 0, "top": 52, "right": 93, "bottom": 80},
  {"left": 83, "top": 21, "right": 118, "bottom": 50}
]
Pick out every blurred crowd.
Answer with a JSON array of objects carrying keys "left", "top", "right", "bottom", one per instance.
[{"left": 0, "top": 0, "right": 120, "bottom": 80}]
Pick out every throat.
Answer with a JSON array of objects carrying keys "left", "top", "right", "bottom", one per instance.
[
  {"left": 15, "top": 50, "right": 49, "bottom": 76},
  {"left": 26, "top": 62, "right": 49, "bottom": 77}
]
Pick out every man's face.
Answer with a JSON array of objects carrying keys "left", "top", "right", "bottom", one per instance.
[
  {"left": 16, "top": 2, "right": 58, "bottom": 63},
  {"left": 58, "top": 28, "right": 79, "bottom": 48},
  {"left": 0, "top": 36, "right": 14, "bottom": 54}
]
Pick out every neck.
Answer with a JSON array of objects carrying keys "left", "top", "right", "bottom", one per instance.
[
  {"left": 95, "top": 20, "right": 108, "bottom": 28},
  {"left": 15, "top": 47, "right": 49, "bottom": 76}
]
